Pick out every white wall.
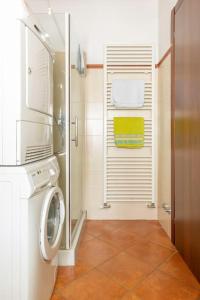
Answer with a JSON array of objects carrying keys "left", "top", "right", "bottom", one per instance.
[
  {"left": 83, "top": 69, "right": 157, "bottom": 220},
  {"left": 157, "top": 54, "right": 172, "bottom": 236},
  {"left": 26, "top": 0, "right": 180, "bottom": 62},
  {"left": 158, "top": 0, "right": 178, "bottom": 60},
  {"left": 157, "top": 0, "right": 177, "bottom": 236},
  {"left": 26, "top": 0, "right": 159, "bottom": 220},
  {"left": 27, "top": 0, "right": 159, "bottom": 63}
]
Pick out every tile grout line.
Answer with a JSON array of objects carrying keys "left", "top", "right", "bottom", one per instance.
[
  {"left": 85, "top": 222, "right": 132, "bottom": 238},
  {"left": 54, "top": 246, "right": 200, "bottom": 299},
  {"left": 55, "top": 223, "right": 175, "bottom": 292},
  {"left": 94, "top": 231, "right": 175, "bottom": 254},
  {"left": 78, "top": 229, "right": 178, "bottom": 294},
  {"left": 54, "top": 229, "right": 146, "bottom": 295},
  {"left": 54, "top": 221, "right": 196, "bottom": 299},
  {"left": 93, "top": 267, "right": 130, "bottom": 293},
  {"left": 118, "top": 254, "right": 177, "bottom": 296},
  {"left": 95, "top": 249, "right": 177, "bottom": 294},
  {"left": 124, "top": 251, "right": 192, "bottom": 295},
  {"left": 54, "top": 239, "right": 126, "bottom": 292},
  {"left": 149, "top": 239, "right": 176, "bottom": 251},
  {"left": 54, "top": 255, "right": 128, "bottom": 299},
  {"left": 158, "top": 269, "right": 200, "bottom": 292},
  {"left": 85, "top": 222, "right": 176, "bottom": 252},
  {"left": 157, "top": 253, "right": 200, "bottom": 292}
]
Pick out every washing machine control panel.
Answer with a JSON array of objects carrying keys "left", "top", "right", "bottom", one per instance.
[
  {"left": 30, "top": 168, "right": 51, "bottom": 192},
  {"left": 21, "top": 156, "right": 60, "bottom": 197}
]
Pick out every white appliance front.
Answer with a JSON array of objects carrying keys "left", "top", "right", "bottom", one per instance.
[
  {"left": 16, "top": 121, "right": 53, "bottom": 164},
  {"left": 0, "top": 19, "right": 54, "bottom": 165},
  {"left": 26, "top": 26, "right": 53, "bottom": 116},
  {"left": 28, "top": 189, "right": 58, "bottom": 300},
  {"left": 0, "top": 156, "right": 65, "bottom": 300}
]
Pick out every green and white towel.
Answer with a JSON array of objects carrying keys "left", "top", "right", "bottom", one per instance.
[{"left": 114, "top": 117, "right": 144, "bottom": 148}]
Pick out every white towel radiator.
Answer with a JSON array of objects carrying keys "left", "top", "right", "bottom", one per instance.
[{"left": 103, "top": 45, "right": 156, "bottom": 207}]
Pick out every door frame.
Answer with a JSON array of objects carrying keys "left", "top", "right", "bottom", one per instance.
[
  {"left": 171, "top": 0, "right": 186, "bottom": 243},
  {"left": 65, "top": 12, "right": 71, "bottom": 249},
  {"left": 171, "top": 6, "right": 175, "bottom": 244}
]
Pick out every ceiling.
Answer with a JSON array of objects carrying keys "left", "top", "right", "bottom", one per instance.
[
  {"left": 23, "top": 0, "right": 66, "bottom": 51},
  {"left": 26, "top": 0, "right": 177, "bottom": 14},
  {"left": 25, "top": 0, "right": 49, "bottom": 13},
  {"left": 25, "top": 0, "right": 67, "bottom": 13}
]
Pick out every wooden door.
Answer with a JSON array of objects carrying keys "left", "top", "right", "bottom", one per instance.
[{"left": 172, "top": 0, "right": 200, "bottom": 281}]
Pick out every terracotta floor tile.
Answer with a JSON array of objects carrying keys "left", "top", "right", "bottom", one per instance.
[
  {"left": 98, "top": 228, "right": 138, "bottom": 250},
  {"left": 77, "top": 238, "right": 120, "bottom": 267},
  {"left": 79, "top": 230, "right": 94, "bottom": 245},
  {"left": 126, "top": 239, "right": 175, "bottom": 268},
  {"left": 146, "top": 228, "right": 175, "bottom": 250},
  {"left": 121, "top": 292, "right": 141, "bottom": 300},
  {"left": 51, "top": 293, "right": 66, "bottom": 300},
  {"left": 57, "top": 269, "right": 126, "bottom": 300},
  {"left": 102, "top": 220, "right": 132, "bottom": 228},
  {"left": 52, "top": 221, "right": 200, "bottom": 300},
  {"left": 85, "top": 220, "right": 126, "bottom": 237},
  {"left": 134, "top": 270, "right": 200, "bottom": 300},
  {"left": 97, "top": 252, "right": 154, "bottom": 289},
  {"left": 121, "top": 220, "right": 162, "bottom": 238},
  {"left": 159, "top": 252, "right": 200, "bottom": 290},
  {"left": 53, "top": 258, "right": 94, "bottom": 290}
]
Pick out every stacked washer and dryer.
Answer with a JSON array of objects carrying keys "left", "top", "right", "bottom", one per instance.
[{"left": 0, "top": 17, "right": 65, "bottom": 300}]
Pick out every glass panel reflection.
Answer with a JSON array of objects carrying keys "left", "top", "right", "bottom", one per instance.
[
  {"left": 47, "top": 193, "right": 60, "bottom": 246},
  {"left": 27, "top": 12, "right": 85, "bottom": 248}
]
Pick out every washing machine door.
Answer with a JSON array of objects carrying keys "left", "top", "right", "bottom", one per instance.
[{"left": 40, "top": 186, "right": 65, "bottom": 261}]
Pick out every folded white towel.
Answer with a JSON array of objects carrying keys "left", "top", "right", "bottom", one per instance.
[{"left": 112, "top": 79, "right": 145, "bottom": 108}]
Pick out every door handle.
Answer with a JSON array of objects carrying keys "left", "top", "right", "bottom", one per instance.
[
  {"left": 71, "top": 116, "right": 78, "bottom": 147},
  {"left": 162, "top": 203, "right": 171, "bottom": 214}
]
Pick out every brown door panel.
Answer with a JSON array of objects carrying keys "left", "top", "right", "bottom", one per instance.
[{"left": 172, "top": 0, "right": 200, "bottom": 281}]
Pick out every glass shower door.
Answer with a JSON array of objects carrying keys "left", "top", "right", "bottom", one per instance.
[
  {"left": 31, "top": 12, "right": 85, "bottom": 249},
  {"left": 70, "top": 33, "right": 84, "bottom": 240},
  {"left": 52, "top": 13, "right": 84, "bottom": 247}
]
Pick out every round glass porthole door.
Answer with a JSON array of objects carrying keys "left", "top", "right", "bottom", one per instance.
[
  {"left": 47, "top": 193, "right": 61, "bottom": 246},
  {"left": 40, "top": 187, "right": 65, "bottom": 261}
]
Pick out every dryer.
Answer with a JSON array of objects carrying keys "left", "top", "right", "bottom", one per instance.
[
  {"left": 0, "top": 156, "right": 65, "bottom": 300},
  {"left": 0, "top": 19, "right": 54, "bottom": 165}
]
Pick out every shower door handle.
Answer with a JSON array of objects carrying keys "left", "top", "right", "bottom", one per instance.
[{"left": 71, "top": 116, "right": 78, "bottom": 147}]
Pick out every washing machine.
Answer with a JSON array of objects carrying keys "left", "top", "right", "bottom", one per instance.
[{"left": 0, "top": 156, "right": 65, "bottom": 300}]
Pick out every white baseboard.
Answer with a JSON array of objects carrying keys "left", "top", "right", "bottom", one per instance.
[
  {"left": 58, "top": 210, "right": 87, "bottom": 266},
  {"left": 86, "top": 202, "right": 157, "bottom": 220}
]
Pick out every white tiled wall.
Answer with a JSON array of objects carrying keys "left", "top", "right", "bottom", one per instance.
[
  {"left": 83, "top": 69, "right": 104, "bottom": 217},
  {"left": 157, "top": 0, "right": 178, "bottom": 237},
  {"left": 83, "top": 69, "right": 157, "bottom": 220}
]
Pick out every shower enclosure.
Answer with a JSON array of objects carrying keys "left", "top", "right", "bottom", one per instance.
[{"left": 27, "top": 11, "right": 86, "bottom": 261}]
